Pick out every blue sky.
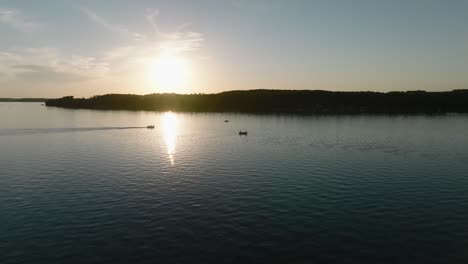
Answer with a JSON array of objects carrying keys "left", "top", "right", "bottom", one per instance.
[{"left": 1, "top": 0, "right": 468, "bottom": 97}]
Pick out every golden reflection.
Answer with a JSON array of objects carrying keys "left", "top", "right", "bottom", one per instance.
[{"left": 162, "top": 112, "right": 178, "bottom": 166}]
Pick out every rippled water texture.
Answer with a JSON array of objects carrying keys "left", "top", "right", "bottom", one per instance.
[{"left": 1, "top": 103, "right": 468, "bottom": 263}]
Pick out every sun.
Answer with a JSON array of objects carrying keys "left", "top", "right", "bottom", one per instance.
[{"left": 150, "top": 54, "right": 191, "bottom": 93}]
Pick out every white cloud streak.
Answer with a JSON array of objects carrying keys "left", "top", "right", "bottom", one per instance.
[
  {"left": 81, "top": 8, "right": 146, "bottom": 41},
  {"left": 0, "top": 7, "right": 204, "bottom": 85},
  {"left": 0, "top": 8, "right": 39, "bottom": 32},
  {"left": 83, "top": 7, "right": 204, "bottom": 54},
  {"left": 79, "top": 7, "right": 205, "bottom": 76},
  {"left": 0, "top": 48, "right": 109, "bottom": 83}
]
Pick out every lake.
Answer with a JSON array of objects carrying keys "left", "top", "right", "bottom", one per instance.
[{"left": 1, "top": 103, "right": 468, "bottom": 263}]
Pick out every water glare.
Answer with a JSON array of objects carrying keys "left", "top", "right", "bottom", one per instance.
[{"left": 161, "top": 112, "right": 178, "bottom": 166}]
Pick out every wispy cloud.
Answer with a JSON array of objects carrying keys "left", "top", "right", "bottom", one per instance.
[
  {"left": 1, "top": 8, "right": 204, "bottom": 85},
  {"left": 12, "top": 64, "right": 87, "bottom": 83},
  {"left": 229, "top": 0, "right": 283, "bottom": 10},
  {"left": 81, "top": 8, "right": 145, "bottom": 41},
  {"left": 160, "top": 31, "right": 204, "bottom": 54},
  {"left": 145, "top": 8, "right": 162, "bottom": 37},
  {"left": 144, "top": 8, "right": 203, "bottom": 53},
  {"left": 77, "top": 7, "right": 205, "bottom": 77},
  {"left": 0, "top": 48, "right": 109, "bottom": 83},
  {"left": 82, "top": 7, "right": 204, "bottom": 55},
  {"left": 0, "top": 8, "right": 39, "bottom": 32}
]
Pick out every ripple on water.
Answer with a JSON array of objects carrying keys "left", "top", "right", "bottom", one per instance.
[{"left": 1, "top": 106, "right": 468, "bottom": 263}]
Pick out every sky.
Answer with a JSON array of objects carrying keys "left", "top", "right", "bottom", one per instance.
[{"left": 1, "top": 0, "right": 468, "bottom": 97}]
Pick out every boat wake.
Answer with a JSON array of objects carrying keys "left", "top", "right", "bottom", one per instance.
[{"left": 0, "top": 126, "right": 149, "bottom": 136}]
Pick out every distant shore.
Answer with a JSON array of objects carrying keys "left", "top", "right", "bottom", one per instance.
[
  {"left": 0, "top": 98, "right": 47, "bottom": 102},
  {"left": 45, "top": 89, "right": 468, "bottom": 114}
]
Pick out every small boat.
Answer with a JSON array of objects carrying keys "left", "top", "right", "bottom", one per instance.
[
  {"left": 224, "top": 120, "right": 229, "bottom": 122},
  {"left": 146, "top": 125, "right": 155, "bottom": 129},
  {"left": 239, "top": 131, "right": 248, "bottom": 135}
]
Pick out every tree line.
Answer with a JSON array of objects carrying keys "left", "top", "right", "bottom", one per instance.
[{"left": 45, "top": 89, "right": 468, "bottom": 114}]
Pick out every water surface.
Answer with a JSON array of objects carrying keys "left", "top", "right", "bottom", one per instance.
[{"left": 1, "top": 103, "right": 468, "bottom": 263}]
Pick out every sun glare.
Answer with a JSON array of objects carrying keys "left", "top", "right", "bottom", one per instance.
[
  {"left": 162, "top": 112, "right": 178, "bottom": 166},
  {"left": 151, "top": 55, "right": 191, "bottom": 93}
]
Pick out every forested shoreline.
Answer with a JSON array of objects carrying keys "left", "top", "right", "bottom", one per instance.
[{"left": 45, "top": 89, "right": 468, "bottom": 114}]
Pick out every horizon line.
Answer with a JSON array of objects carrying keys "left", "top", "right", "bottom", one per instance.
[{"left": 2, "top": 88, "right": 468, "bottom": 100}]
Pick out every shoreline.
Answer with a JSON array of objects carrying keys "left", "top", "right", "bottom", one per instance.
[{"left": 45, "top": 89, "right": 468, "bottom": 115}]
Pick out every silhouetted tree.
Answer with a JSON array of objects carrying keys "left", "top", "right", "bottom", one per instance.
[{"left": 45, "top": 89, "right": 468, "bottom": 114}]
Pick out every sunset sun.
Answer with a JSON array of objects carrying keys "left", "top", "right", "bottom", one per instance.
[{"left": 150, "top": 54, "right": 191, "bottom": 93}]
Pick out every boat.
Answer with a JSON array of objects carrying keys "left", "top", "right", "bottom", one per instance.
[
  {"left": 224, "top": 120, "right": 229, "bottom": 122},
  {"left": 239, "top": 131, "right": 248, "bottom": 135},
  {"left": 146, "top": 125, "right": 155, "bottom": 129}
]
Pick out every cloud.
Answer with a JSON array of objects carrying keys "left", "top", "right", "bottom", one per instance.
[
  {"left": 83, "top": 8, "right": 204, "bottom": 55},
  {"left": 81, "top": 8, "right": 146, "bottom": 41},
  {"left": 0, "top": 8, "right": 39, "bottom": 32},
  {"left": 229, "top": 0, "right": 283, "bottom": 10},
  {"left": 145, "top": 8, "right": 162, "bottom": 36},
  {"left": 144, "top": 8, "right": 203, "bottom": 53},
  {"left": 0, "top": 48, "right": 109, "bottom": 83},
  {"left": 13, "top": 64, "right": 87, "bottom": 83},
  {"left": 144, "top": 8, "right": 192, "bottom": 38},
  {"left": 160, "top": 31, "right": 204, "bottom": 54},
  {"left": 0, "top": 8, "right": 204, "bottom": 86},
  {"left": 77, "top": 7, "right": 205, "bottom": 77}
]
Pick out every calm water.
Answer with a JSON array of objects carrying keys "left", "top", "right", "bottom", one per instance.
[{"left": 1, "top": 103, "right": 468, "bottom": 263}]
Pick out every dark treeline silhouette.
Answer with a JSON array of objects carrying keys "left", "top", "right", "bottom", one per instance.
[
  {"left": 0, "top": 98, "right": 47, "bottom": 102},
  {"left": 45, "top": 89, "right": 468, "bottom": 114}
]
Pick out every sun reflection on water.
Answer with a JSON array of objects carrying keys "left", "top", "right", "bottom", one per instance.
[{"left": 162, "top": 112, "right": 178, "bottom": 166}]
